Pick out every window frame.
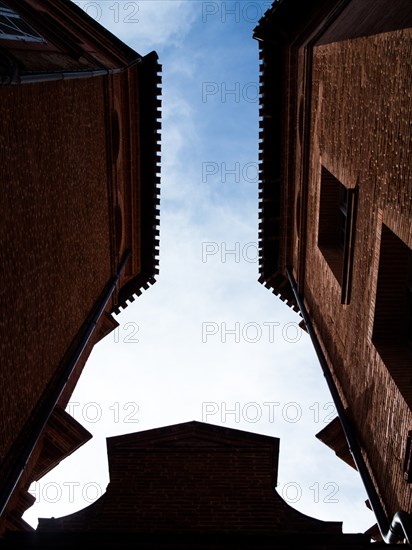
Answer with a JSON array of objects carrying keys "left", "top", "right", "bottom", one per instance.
[
  {"left": 317, "top": 166, "right": 358, "bottom": 304},
  {"left": 372, "top": 224, "right": 412, "bottom": 407},
  {"left": 0, "top": 3, "right": 45, "bottom": 43}
]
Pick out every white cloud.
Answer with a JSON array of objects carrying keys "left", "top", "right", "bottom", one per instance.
[{"left": 73, "top": 1, "right": 198, "bottom": 50}]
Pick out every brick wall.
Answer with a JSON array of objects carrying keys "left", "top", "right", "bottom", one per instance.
[
  {"left": 0, "top": 76, "right": 113, "bottom": 467},
  {"left": 37, "top": 422, "right": 343, "bottom": 537},
  {"left": 305, "top": 28, "right": 412, "bottom": 517}
]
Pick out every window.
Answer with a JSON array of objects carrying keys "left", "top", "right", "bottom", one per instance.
[
  {"left": 317, "top": 166, "right": 358, "bottom": 304},
  {"left": 403, "top": 430, "right": 412, "bottom": 483},
  {"left": 338, "top": 185, "right": 348, "bottom": 250},
  {"left": 0, "top": 2, "right": 45, "bottom": 43},
  {"left": 407, "top": 275, "right": 412, "bottom": 356},
  {"left": 373, "top": 225, "right": 412, "bottom": 405}
]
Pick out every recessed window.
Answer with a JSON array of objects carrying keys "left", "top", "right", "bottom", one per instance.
[
  {"left": 373, "top": 226, "right": 412, "bottom": 352},
  {"left": 403, "top": 430, "right": 412, "bottom": 483},
  {"left": 317, "top": 166, "right": 358, "bottom": 304},
  {"left": 373, "top": 225, "right": 412, "bottom": 405},
  {"left": 338, "top": 185, "right": 348, "bottom": 250},
  {"left": 0, "top": 2, "right": 45, "bottom": 43}
]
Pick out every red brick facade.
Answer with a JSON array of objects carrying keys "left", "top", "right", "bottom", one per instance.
[
  {"left": 255, "top": 0, "right": 412, "bottom": 541},
  {"left": 0, "top": 0, "right": 161, "bottom": 533},
  {"left": 7, "top": 422, "right": 374, "bottom": 549}
]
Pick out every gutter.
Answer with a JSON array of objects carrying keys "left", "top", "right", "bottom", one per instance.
[
  {"left": 0, "top": 250, "right": 131, "bottom": 517},
  {"left": 0, "top": 55, "right": 143, "bottom": 85},
  {"left": 286, "top": 266, "right": 412, "bottom": 546}
]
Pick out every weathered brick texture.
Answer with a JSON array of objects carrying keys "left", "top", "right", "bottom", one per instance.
[
  {"left": 306, "top": 28, "right": 412, "bottom": 517},
  {"left": 0, "top": 76, "right": 112, "bottom": 465},
  {"left": 255, "top": 0, "right": 412, "bottom": 530},
  {"left": 0, "top": 0, "right": 161, "bottom": 538}
]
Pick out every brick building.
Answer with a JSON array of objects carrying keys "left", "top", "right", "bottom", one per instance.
[
  {"left": 0, "top": 421, "right": 391, "bottom": 548},
  {"left": 0, "top": 0, "right": 161, "bottom": 533},
  {"left": 254, "top": 0, "right": 412, "bottom": 543}
]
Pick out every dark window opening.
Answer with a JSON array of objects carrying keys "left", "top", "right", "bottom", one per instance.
[
  {"left": 373, "top": 225, "right": 412, "bottom": 408},
  {"left": 407, "top": 271, "right": 412, "bottom": 356},
  {"left": 317, "top": 166, "right": 358, "bottom": 304},
  {"left": 403, "top": 430, "right": 412, "bottom": 483},
  {"left": 338, "top": 185, "right": 348, "bottom": 250}
]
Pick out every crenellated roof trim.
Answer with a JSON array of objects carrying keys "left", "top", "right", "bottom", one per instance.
[
  {"left": 254, "top": 8, "right": 300, "bottom": 313},
  {"left": 112, "top": 51, "right": 161, "bottom": 314}
]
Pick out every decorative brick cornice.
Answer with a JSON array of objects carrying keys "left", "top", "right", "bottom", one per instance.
[{"left": 112, "top": 51, "right": 161, "bottom": 313}]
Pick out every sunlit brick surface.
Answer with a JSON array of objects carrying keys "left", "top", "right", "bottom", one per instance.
[{"left": 306, "top": 28, "right": 412, "bottom": 517}]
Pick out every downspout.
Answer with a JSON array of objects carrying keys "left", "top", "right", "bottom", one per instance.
[
  {"left": 0, "top": 55, "right": 142, "bottom": 85},
  {"left": 286, "top": 266, "right": 412, "bottom": 546},
  {"left": 0, "top": 250, "right": 131, "bottom": 517}
]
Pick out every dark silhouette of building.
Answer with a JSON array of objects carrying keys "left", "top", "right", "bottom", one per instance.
[
  {"left": 0, "top": 0, "right": 161, "bottom": 533},
  {"left": 254, "top": 0, "right": 412, "bottom": 543},
  {"left": 0, "top": 422, "right": 390, "bottom": 548}
]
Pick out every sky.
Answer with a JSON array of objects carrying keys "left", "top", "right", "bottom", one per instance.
[{"left": 23, "top": 0, "right": 376, "bottom": 535}]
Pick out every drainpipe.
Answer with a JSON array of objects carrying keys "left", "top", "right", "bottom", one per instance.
[
  {"left": 286, "top": 266, "right": 412, "bottom": 546},
  {"left": 0, "top": 250, "right": 131, "bottom": 517}
]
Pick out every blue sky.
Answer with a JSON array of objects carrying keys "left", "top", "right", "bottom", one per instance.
[{"left": 24, "top": 0, "right": 375, "bottom": 535}]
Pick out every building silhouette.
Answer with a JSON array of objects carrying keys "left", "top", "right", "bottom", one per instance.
[
  {"left": 2, "top": 0, "right": 412, "bottom": 545},
  {"left": 254, "top": 0, "right": 412, "bottom": 543},
  {"left": 0, "top": 421, "right": 391, "bottom": 548},
  {"left": 0, "top": 0, "right": 161, "bottom": 533}
]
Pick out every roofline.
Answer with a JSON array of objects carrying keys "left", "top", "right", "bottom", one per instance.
[
  {"left": 112, "top": 51, "right": 161, "bottom": 313},
  {"left": 107, "top": 420, "right": 280, "bottom": 447},
  {"left": 13, "top": 0, "right": 141, "bottom": 66},
  {"left": 254, "top": 0, "right": 351, "bottom": 311}
]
